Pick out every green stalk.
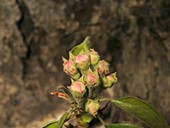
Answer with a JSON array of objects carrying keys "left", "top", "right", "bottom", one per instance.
[
  {"left": 88, "top": 87, "right": 93, "bottom": 98},
  {"left": 97, "top": 115, "right": 106, "bottom": 126}
]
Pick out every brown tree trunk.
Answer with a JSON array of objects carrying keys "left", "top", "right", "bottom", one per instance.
[{"left": 0, "top": 0, "right": 170, "bottom": 127}]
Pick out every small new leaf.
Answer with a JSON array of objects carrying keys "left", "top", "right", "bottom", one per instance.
[
  {"left": 56, "top": 111, "right": 70, "bottom": 128},
  {"left": 70, "top": 36, "right": 91, "bottom": 56},
  {"left": 42, "top": 121, "right": 58, "bottom": 128}
]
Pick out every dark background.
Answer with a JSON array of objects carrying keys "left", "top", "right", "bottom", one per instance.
[{"left": 0, "top": 0, "right": 170, "bottom": 127}]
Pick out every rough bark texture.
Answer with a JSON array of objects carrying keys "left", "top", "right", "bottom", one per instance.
[{"left": 0, "top": 0, "right": 170, "bottom": 127}]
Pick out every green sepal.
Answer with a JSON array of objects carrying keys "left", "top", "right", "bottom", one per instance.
[
  {"left": 71, "top": 72, "right": 81, "bottom": 80},
  {"left": 77, "top": 75, "right": 85, "bottom": 84},
  {"left": 70, "top": 78, "right": 75, "bottom": 84},
  {"left": 69, "top": 52, "right": 76, "bottom": 60},
  {"left": 62, "top": 57, "right": 67, "bottom": 62}
]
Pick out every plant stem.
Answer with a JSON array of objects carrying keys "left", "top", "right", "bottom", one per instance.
[
  {"left": 100, "top": 98, "right": 111, "bottom": 102},
  {"left": 97, "top": 115, "right": 106, "bottom": 126},
  {"left": 88, "top": 87, "right": 93, "bottom": 98},
  {"left": 95, "top": 87, "right": 103, "bottom": 98}
]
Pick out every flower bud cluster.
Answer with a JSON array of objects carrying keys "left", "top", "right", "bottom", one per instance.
[
  {"left": 63, "top": 49, "right": 117, "bottom": 89},
  {"left": 62, "top": 40, "right": 118, "bottom": 116}
]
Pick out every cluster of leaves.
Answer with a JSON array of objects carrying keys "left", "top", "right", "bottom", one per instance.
[{"left": 42, "top": 37, "right": 169, "bottom": 128}]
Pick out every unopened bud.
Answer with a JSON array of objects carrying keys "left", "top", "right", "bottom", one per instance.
[
  {"left": 75, "top": 54, "right": 89, "bottom": 70},
  {"left": 89, "top": 49, "right": 100, "bottom": 65},
  {"left": 63, "top": 58, "right": 78, "bottom": 76},
  {"left": 95, "top": 60, "right": 109, "bottom": 76},
  {"left": 70, "top": 81, "right": 86, "bottom": 97},
  {"left": 85, "top": 99, "right": 100, "bottom": 116},
  {"left": 78, "top": 113, "right": 93, "bottom": 126},
  {"left": 84, "top": 70, "right": 100, "bottom": 86},
  {"left": 102, "top": 72, "right": 118, "bottom": 88}
]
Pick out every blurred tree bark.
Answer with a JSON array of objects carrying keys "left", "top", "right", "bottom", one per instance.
[{"left": 0, "top": 0, "right": 170, "bottom": 127}]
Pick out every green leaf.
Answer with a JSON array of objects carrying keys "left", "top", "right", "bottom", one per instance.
[
  {"left": 70, "top": 36, "right": 91, "bottom": 56},
  {"left": 56, "top": 111, "right": 70, "bottom": 128},
  {"left": 42, "top": 111, "right": 70, "bottom": 128},
  {"left": 110, "top": 97, "right": 170, "bottom": 128},
  {"left": 106, "top": 123, "right": 143, "bottom": 128},
  {"left": 42, "top": 121, "right": 58, "bottom": 128}
]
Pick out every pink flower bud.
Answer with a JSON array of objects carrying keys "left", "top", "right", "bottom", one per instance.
[
  {"left": 96, "top": 60, "right": 109, "bottom": 76},
  {"left": 85, "top": 99, "right": 100, "bottom": 116},
  {"left": 89, "top": 49, "right": 100, "bottom": 65},
  {"left": 84, "top": 71, "right": 100, "bottom": 86},
  {"left": 63, "top": 58, "right": 78, "bottom": 76},
  {"left": 102, "top": 72, "right": 118, "bottom": 88},
  {"left": 75, "top": 54, "right": 89, "bottom": 70},
  {"left": 70, "top": 81, "right": 86, "bottom": 97}
]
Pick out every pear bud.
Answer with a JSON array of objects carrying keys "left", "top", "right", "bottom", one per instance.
[
  {"left": 77, "top": 113, "right": 93, "bottom": 126},
  {"left": 85, "top": 99, "right": 100, "bottom": 116},
  {"left": 102, "top": 72, "right": 118, "bottom": 88},
  {"left": 75, "top": 54, "right": 89, "bottom": 70},
  {"left": 70, "top": 81, "right": 86, "bottom": 97},
  {"left": 95, "top": 60, "right": 109, "bottom": 76},
  {"left": 63, "top": 58, "right": 78, "bottom": 76},
  {"left": 84, "top": 70, "right": 100, "bottom": 86},
  {"left": 89, "top": 49, "right": 100, "bottom": 65}
]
